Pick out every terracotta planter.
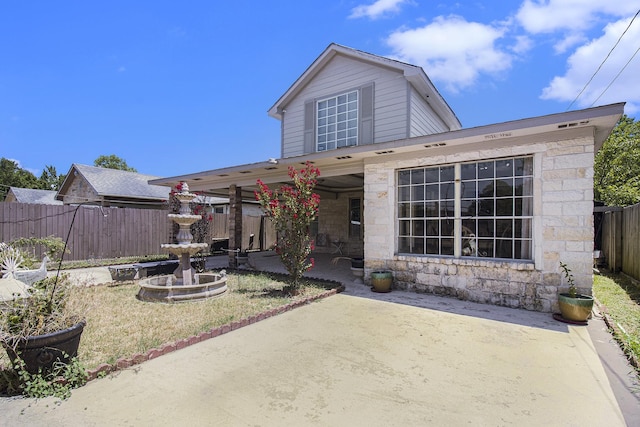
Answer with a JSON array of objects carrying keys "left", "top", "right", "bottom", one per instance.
[
  {"left": 3, "top": 320, "right": 86, "bottom": 374},
  {"left": 558, "top": 293, "right": 594, "bottom": 322},
  {"left": 371, "top": 270, "right": 393, "bottom": 293}
]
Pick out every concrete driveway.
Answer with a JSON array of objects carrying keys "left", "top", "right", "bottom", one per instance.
[{"left": 0, "top": 289, "right": 629, "bottom": 426}]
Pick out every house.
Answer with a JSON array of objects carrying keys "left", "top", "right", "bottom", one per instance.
[
  {"left": 56, "top": 164, "right": 171, "bottom": 209},
  {"left": 4, "top": 187, "right": 63, "bottom": 205},
  {"left": 150, "top": 43, "right": 624, "bottom": 313},
  {"left": 55, "top": 163, "right": 263, "bottom": 214}
]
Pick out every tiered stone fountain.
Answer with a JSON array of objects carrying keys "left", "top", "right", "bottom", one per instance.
[{"left": 137, "top": 183, "right": 227, "bottom": 303}]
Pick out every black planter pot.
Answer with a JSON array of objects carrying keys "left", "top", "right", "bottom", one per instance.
[
  {"left": 3, "top": 321, "right": 86, "bottom": 374},
  {"left": 351, "top": 257, "right": 364, "bottom": 269}
]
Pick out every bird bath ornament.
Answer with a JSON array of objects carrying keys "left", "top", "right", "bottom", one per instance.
[{"left": 137, "top": 182, "right": 227, "bottom": 302}]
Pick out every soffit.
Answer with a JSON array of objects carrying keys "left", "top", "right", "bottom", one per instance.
[{"left": 150, "top": 103, "right": 624, "bottom": 200}]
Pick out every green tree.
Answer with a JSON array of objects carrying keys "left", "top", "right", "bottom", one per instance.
[
  {"left": 594, "top": 115, "right": 640, "bottom": 207},
  {"left": 0, "top": 158, "right": 39, "bottom": 200},
  {"left": 254, "top": 162, "right": 320, "bottom": 290},
  {"left": 38, "top": 165, "right": 65, "bottom": 191},
  {"left": 93, "top": 154, "right": 137, "bottom": 172}
]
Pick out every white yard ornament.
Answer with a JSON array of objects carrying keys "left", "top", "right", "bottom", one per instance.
[{"left": 1, "top": 248, "right": 50, "bottom": 287}]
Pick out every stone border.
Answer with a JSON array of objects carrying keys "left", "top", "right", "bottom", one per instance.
[{"left": 86, "top": 282, "right": 344, "bottom": 381}]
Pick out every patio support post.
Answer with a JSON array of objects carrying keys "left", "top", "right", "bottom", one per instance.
[{"left": 229, "top": 184, "right": 243, "bottom": 267}]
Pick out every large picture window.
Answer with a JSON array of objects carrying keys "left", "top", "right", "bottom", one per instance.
[
  {"left": 317, "top": 91, "right": 358, "bottom": 151},
  {"left": 397, "top": 156, "right": 533, "bottom": 261}
]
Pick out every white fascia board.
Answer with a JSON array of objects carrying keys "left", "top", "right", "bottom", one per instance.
[{"left": 154, "top": 103, "right": 624, "bottom": 194}]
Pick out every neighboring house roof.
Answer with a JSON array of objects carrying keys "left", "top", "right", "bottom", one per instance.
[
  {"left": 5, "top": 187, "right": 63, "bottom": 205},
  {"left": 268, "top": 43, "right": 462, "bottom": 131},
  {"left": 56, "top": 164, "right": 170, "bottom": 203}
]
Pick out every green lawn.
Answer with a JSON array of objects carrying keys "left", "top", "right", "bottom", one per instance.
[{"left": 593, "top": 273, "right": 640, "bottom": 372}]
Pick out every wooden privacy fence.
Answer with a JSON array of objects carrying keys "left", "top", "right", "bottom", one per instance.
[
  {"left": 0, "top": 203, "right": 275, "bottom": 261},
  {"left": 601, "top": 202, "right": 640, "bottom": 281}
]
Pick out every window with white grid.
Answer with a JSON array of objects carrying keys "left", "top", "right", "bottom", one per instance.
[
  {"left": 397, "top": 156, "right": 533, "bottom": 260},
  {"left": 316, "top": 91, "right": 358, "bottom": 151}
]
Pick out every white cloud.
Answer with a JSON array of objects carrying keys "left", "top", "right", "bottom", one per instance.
[
  {"left": 386, "top": 15, "right": 513, "bottom": 92},
  {"left": 540, "top": 16, "right": 640, "bottom": 114},
  {"left": 516, "top": 0, "right": 637, "bottom": 34},
  {"left": 350, "top": 0, "right": 411, "bottom": 20},
  {"left": 511, "top": 35, "right": 534, "bottom": 54},
  {"left": 552, "top": 33, "right": 588, "bottom": 54},
  {"left": 516, "top": 0, "right": 639, "bottom": 53}
]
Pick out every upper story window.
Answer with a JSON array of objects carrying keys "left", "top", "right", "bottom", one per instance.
[
  {"left": 317, "top": 91, "right": 358, "bottom": 151},
  {"left": 303, "top": 83, "right": 373, "bottom": 155},
  {"left": 397, "top": 156, "right": 534, "bottom": 261}
]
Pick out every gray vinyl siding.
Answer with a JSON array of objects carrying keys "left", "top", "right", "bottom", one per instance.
[
  {"left": 281, "top": 55, "right": 409, "bottom": 158},
  {"left": 409, "top": 86, "right": 448, "bottom": 136}
]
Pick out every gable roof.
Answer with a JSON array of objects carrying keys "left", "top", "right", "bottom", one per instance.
[
  {"left": 56, "top": 164, "right": 170, "bottom": 202},
  {"left": 7, "top": 187, "right": 63, "bottom": 205},
  {"left": 268, "top": 43, "right": 462, "bottom": 131}
]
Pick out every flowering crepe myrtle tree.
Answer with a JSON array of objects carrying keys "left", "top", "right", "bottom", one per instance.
[{"left": 255, "top": 162, "right": 320, "bottom": 288}]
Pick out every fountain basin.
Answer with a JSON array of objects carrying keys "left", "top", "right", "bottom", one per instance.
[
  {"left": 167, "top": 214, "right": 202, "bottom": 226},
  {"left": 161, "top": 243, "right": 208, "bottom": 256},
  {"left": 137, "top": 272, "right": 228, "bottom": 303}
]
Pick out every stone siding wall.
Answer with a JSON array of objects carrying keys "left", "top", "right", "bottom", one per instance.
[
  {"left": 363, "top": 127, "right": 595, "bottom": 312},
  {"left": 315, "top": 191, "right": 364, "bottom": 256}
]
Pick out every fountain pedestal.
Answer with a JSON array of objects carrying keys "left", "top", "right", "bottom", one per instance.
[{"left": 137, "top": 182, "right": 227, "bottom": 303}]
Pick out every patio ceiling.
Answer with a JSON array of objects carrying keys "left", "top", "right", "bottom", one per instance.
[{"left": 150, "top": 150, "right": 369, "bottom": 200}]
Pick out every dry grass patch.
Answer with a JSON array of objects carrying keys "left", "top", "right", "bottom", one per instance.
[{"left": 1, "top": 272, "right": 339, "bottom": 372}]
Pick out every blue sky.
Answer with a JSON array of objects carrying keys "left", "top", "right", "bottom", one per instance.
[{"left": 2, "top": 0, "right": 639, "bottom": 179}]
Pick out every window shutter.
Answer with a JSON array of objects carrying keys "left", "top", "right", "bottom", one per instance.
[
  {"left": 304, "top": 100, "right": 315, "bottom": 154},
  {"left": 359, "top": 83, "right": 374, "bottom": 145}
]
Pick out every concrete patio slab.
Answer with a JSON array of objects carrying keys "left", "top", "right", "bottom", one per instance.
[
  {"left": 7, "top": 252, "right": 634, "bottom": 425},
  {"left": 0, "top": 291, "right": 628, "bottom": 426}
]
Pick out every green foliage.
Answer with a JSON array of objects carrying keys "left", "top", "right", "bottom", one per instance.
[
  {"left": 93, "top": 154, "right": 137, "bottom": 172},
  {"left": 559, "top": 261, "right": 577, "bottom": 298},
  {"left": 8, "top": 235, "right": 66, "bottom": 265},
  {"left": 38, "top": 165, "right": 65, "bottom": 191},
  {"left": 8, "top": 356, "right": 87, "bottom": 399},
  {"left": 595, "top": 115, "right": 640, "bottom": 206},
  {"left": 593, "top": 274, "right": 640, "bottom": 375},
  {"left": 0, "top": 157, "right": 40, "bottom": 200},
  {"left": 255, "top": 162, "right": 320, "bottom": 288}
]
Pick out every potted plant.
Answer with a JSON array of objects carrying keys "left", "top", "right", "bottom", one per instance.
[
  {"left": 1, "top": 242, "right": 87, "bottom": 397},
  {"left": 1, "top": 274, "right": 86, "bottom": 374},
  {"left": 370, "top": 270, "right": 393, "bottom": 293},
  {"left": 556, "top": 261, "right": 594, "bottom": 323}
]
